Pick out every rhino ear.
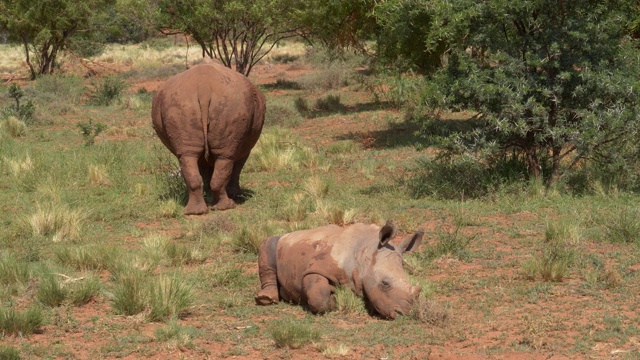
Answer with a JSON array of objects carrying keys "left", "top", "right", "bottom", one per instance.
[
  {"left": 378, "top": 221, "right": 396, "bottom": 248},
  {"left": 398, "top": 230, "right": 424, "bottom": 254}
]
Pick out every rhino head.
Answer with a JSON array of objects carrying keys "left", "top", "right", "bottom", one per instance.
[{"left": 360, "top": 223, "right": 423, "bottom": 319}]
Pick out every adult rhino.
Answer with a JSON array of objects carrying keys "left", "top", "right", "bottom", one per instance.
[
  {"left": 255, "top": 222, "right": 423, "bottom": 319},
  {"left": 152, "top": 62, "right": 266, "bottom": 215}
]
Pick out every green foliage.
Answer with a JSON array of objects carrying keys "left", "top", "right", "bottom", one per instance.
[
  {"left": 149, "top": 0, "right": 304, "bottom": 76},
  {"left": 90, "top": 76, "right": 127, "bottom": 106},
  {"left": 4, "top": 84, "right": 35, "bottom": 123},
  {"left": 268, "top": 318, "right": 321, "bottom": 349},
  {"left": 417, "top": 0, "right": 640, "bottom": 186},
  {"left": 77, "top": 120, "right": 108, "bottom": 146},
  {"left": 0, "top": 256, "right": 30, "bottom": 287},
  {"left": 0, "top": 0, "right": 114, "bottom": 79},
  {"left": 0, "top": 306, "right": 43, "bottom": 337}
]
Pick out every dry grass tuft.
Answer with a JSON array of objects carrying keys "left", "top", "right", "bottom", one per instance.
[{"left": 29, "top": 202, "right": 84, "bottom": 242}]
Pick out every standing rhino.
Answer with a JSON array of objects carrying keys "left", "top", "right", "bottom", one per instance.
[
  {"left": 255, "top": 222, "right": 423, "bottom": 319},
  {"left": 152, "top": 62, "right": 266, "bottom": 215}
]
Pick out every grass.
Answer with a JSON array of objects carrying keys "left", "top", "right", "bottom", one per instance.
[
  {"left": 268, "top": 318, "right": 321, "bottom": 349},
  {"left": 0, "top": 307, "right": 43, "bottom": 337},
  {"left": 0, "top": 41, "right": 639, "bottom": 359}
]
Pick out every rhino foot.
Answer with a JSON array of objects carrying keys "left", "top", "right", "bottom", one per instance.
[
  {"left": 255, "top": 286, "right": 279, "bottom": 306},
  {"left": 212, "top": 198, "right": 236, "bottom": 211}
]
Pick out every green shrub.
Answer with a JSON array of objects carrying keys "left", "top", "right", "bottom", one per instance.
[
  {"left": 314, "top": 94, "right": 345, "bottom": 113},
  {"left": 77, "top": 119, "right": 107, "bottom": 146},
  {"left": 90, "top": 76, "right": 127, "bottom": 106},
  {"left": 522, "top": 238, "right": 576, "bottom": 282}
]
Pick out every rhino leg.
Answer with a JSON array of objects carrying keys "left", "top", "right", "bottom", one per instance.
[
  {"left": 210, "top": 157, "right": 236, "bottom": 211},
  {"left": 180, "top": 155, "right": 208, "bottom": 215},
  {"left": 302, "top": 274, "right": 336, "bottom": 314},
  {"left": 255, "top": 235, "right": 280, "bottom": 305},
  {"left": 227, "top": 155, "right": 248, "bottom": 200}
]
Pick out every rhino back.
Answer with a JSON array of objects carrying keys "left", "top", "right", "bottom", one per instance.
[
  {"left": 275, "top": 224, "right": 379, "bottom": 303},
  {"left": 151, "top": 64, "right": 265, "bottom": 160}
]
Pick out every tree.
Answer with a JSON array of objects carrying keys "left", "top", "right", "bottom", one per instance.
[
  {"left": 0, "top": 0, "right": 114, "bottom": 79},
  {"left": 416, "top": 0, "right": 640, "bottom": 185},
  {"left": 147, "top": 0, "right": 303, "bottom": 76}
]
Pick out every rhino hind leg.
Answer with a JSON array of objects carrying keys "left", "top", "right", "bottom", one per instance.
[
  {"left": 227, "top": 155, "right": 248, "bottom": 200},
  {"left": 255, "top": 235, "right": 281, "bottom": 306},
  {"left": 180, "top": 155, "right": 208, "bottom": 215},
  {"left": 302, "top": 274, "right": 336, "bottom": 314},
  {"left": 210, "top": 157, "right": 236, "bottom": 211}
]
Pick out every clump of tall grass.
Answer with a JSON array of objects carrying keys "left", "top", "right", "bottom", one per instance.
[
  {"left": 0, "top": 256, "right": 30, "bottom": 286},
  {"left": 111, "top": 269, "right": 194, "bottom": 321},
  {"left": 147, "top": 274, "right": 194, "bottom": 321},
  {"left": 601, "top": 206, "right": 640, "bottom": 245},
  {"left": 3, "top": 153, "right": 34, "bottom": 178},
  {"left": 2, "top": 116, "right": 26, "bottom": 138},
  {"left": 232, "top": 225, "right": 273, "bottom": 254},
  {"left": 54, "top": 245, "right": 114, "bottom": 271},
  {"left": 68, "top": 276, "right": 101, "bottom": 306},
  {"left": 268, "top": 318, "right": 321, "bottom": 349},
  {"left": 314, "top": 200, "right": 358, "bottom": 226},
  {"left": 37, "top": 274, "right": 67, "bottom": 307},
  {"left": 28, "top": 202, "right": 85, "bottom": 242},
  {"left": 88, "top": 164, "right": 111, "bottom": 186},
  {"left": 0, "top": 306, "right": 43, "bottom": 336},
  {"left": 111, "top": 269, "right": 147, "bottom": 316},
  {"left": 522, "top": 226, "right": 577, "bottom": 282},
  {"left": 247, "top": 128, "right": 321, "bottom": 172}
]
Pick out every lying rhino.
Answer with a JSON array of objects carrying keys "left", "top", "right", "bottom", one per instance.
[{"left": 255, "top": 222, "right": 423, "bottom": 319}]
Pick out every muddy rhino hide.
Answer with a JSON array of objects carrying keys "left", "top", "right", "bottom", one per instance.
[{"left": 255, "top": 222, "right": 423, "bottom": 319}]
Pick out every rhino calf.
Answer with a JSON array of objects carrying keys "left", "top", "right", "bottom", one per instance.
[{"left": 255, "top": 222, "right": 423, "bottom": 319}]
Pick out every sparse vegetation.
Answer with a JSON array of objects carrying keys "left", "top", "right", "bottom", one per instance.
[
  {"left": 0, "top": 30, "right": 639, "bottom": 359},
  {"left": 268, "top": 318, "right": 321, "bottom": 349}
]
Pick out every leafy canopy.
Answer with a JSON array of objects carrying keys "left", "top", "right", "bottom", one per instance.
[{"left": 414, "top": 0, "right": 640, "bottom": 185}]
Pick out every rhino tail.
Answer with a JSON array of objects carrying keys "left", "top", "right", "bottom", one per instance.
[{"left": 199, "top": 98, "right": 210, "bottom": 162}]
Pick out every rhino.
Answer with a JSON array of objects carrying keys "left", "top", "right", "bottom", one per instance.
[
  {"left": 255, "top": 222, "right": 423, "bottom": 319},
  {"left": 151, "top": 62, "right": 266, "bottom": 215}
]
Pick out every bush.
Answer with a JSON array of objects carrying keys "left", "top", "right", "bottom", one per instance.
[{"left": 90, "top": 76, "right": 127, "bottom": 106}]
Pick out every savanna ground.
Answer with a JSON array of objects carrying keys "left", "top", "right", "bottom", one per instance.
[{"left": 0, "top": 39, "right": 639, "bottom": 359}]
